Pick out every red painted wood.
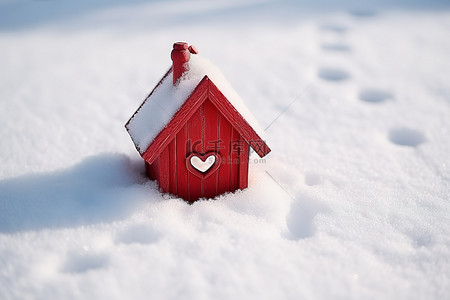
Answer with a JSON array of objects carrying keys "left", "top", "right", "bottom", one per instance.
[
  {"left": 169, "top": 138, "right": 177, "bottom": 194},
  {"left": 188, "top": 45, "right": 198, "bottom": 54},
  {"left": 238, "top": 143, "right": 249, "bottom": 189},
  {"left": 176, "top": 125, "right": 189, "bottom": 200},
  {"left": 203, "top": 99, "right": 220, "bottom": 198},
  {"left": 171, "top": 42, "right": 190, "bottom": 84},
  {"left": 145, "top": 162, "right": 153, "bottom": 180},
  {"left": 159, "top": 147, "right": 170, "bottom": 193},
  {"left": 187, "top": 103, "right": 203, "bottom": 202},
  {"left": 146, "top": 157, "right": 160, "bottom": 182},
  {"left": 230, "top": 127, "right": 239, "bottom": 192},
  {"left": 217, "top": 110, "right": 232, "bottom": 196},
  {"left": 214, "top": 111, "right": 221, "bottom": 195}
]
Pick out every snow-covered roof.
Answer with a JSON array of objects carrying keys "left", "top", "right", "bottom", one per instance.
[{"left": 126, "top": 54, "right": 266, "bottom": 154}]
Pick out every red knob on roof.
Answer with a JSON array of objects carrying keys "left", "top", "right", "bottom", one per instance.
[
  {"left": 188, "top": 45, "right": 198, "bottom": 54},
  {"left": 171, "top": 42, "right": 190, "bottom": 85}
]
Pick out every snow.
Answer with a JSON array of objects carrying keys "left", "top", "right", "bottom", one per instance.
[
  {"left": 1, "top": 0, "right": 450, "bottom": 299},
  {"left": 126, "top": 54, "right": 266, "bottom": 154}
]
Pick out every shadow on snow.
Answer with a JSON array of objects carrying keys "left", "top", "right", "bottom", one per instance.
[{"left": 0, "top": 153, "right": 151, "bottom": 233}]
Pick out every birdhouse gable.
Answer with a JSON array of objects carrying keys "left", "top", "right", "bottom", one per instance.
[{"left": 126, "top": 54, "right": 269, "bottom": 162}]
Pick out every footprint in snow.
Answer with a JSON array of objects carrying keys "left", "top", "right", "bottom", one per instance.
[
  {"left": 61, "top": 252, "right": 109, "bottom": 274},
  {"left": 285, "top": 193, "right": 329, "bottom": 240},
  {"left": 388, "top": 128, "right": 426, "bottom": 147},
  {"left": 318, "top": 67, "right": 350, "bottom": 82},
  {"left": 321, "top": 43, "right": 351, "bottom": 53},
  {"left": 359, "top": 88, "right": 393, "bottom": 103}
]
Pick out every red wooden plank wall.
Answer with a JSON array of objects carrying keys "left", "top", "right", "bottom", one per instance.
[
  {"left": 153, "top": 98, "right": 249, "bottom": 202},
  {"left": 203, "top": 100, "right": 219, "bottom": 198},
  {"left": 187, "top": 100, "right": 203, "bottom": 201}
]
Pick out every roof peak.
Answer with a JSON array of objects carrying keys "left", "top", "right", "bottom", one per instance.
[{"left": 126, "top": 53, "right": 268, "bottom": 157}]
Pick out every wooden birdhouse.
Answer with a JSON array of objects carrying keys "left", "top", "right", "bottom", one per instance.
[{"left": 125, "top": 42, "right": 271, "bottom": 202}]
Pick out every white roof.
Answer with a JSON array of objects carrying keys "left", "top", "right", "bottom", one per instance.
[{"left": 126, "top": 54, "right": 265, "bottom": 154}]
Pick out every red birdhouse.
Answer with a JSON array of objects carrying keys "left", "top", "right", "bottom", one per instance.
[{"left": 125, "top": 42, "right": 271, "bottom": 202}]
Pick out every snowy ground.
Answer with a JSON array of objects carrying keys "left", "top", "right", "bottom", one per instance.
[{"left": 1, "top": 0, "right": 450, "bottom": 299}]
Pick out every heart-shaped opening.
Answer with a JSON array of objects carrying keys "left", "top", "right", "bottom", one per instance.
[
  {"left": 186, "top": 152, "right": 220, "bottom": 178},
  {"left": 190, "top": 155, "right": 216, "bottom": 172}
]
